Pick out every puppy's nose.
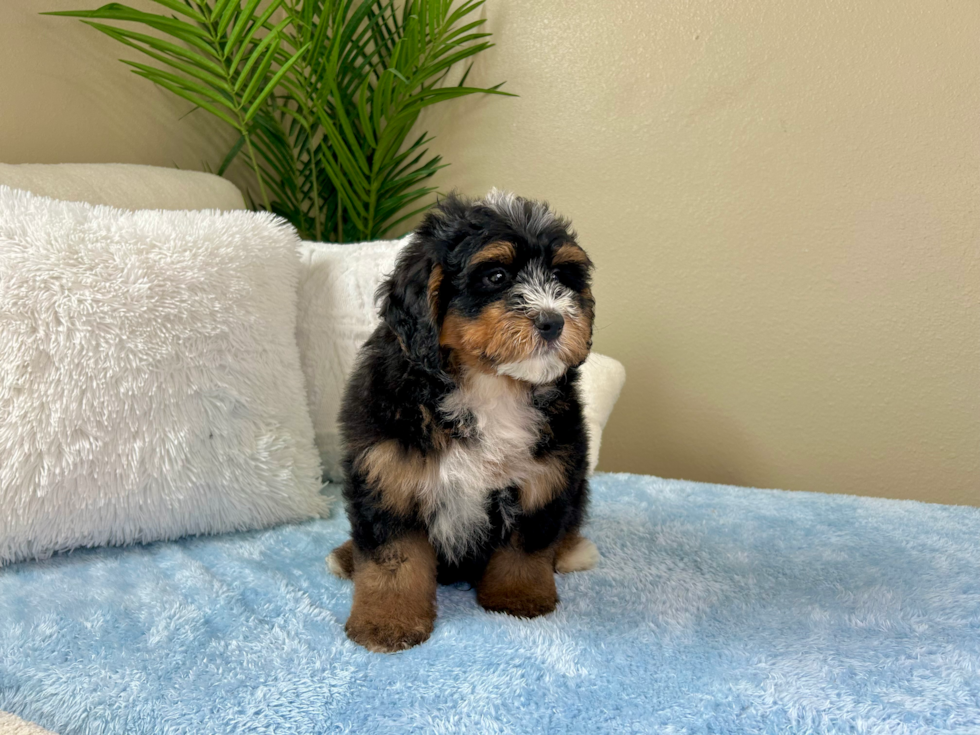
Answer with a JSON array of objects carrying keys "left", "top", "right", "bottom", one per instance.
[{"left": 534, "top": 312, "right": 564, "bottom": 342}]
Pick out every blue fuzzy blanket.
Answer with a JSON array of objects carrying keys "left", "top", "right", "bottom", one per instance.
[{"left": 2, "top": 473, "right": 979, "bottom": 734}]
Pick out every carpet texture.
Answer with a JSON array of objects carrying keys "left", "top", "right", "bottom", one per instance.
[{"left": 1, "top": 473, "right": 978, "bottom": 734}]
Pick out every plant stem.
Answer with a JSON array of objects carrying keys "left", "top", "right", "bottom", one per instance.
[
  {"left": 243, "top": 130, "right": 272, "bottom": 213},
  {"left": 310, "top": 143, "right": 322, "bottom": 241},
  {"left": 337, "top": 200, "right": 344, "bottom": 243}
]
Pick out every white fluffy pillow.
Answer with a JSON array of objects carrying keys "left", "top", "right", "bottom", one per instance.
[
  {"left": 0, "top": 187, "right": 326, "bottom": 566},
  {"left": 295, "top": 239, "right": 625, "bottom": 479}
]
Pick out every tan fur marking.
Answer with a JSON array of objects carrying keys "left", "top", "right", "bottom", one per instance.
[
  {"left": 356, "top": 440, "right": 436, "bottom": 515},
  {"left": 419, "top": 405, "right": 450, "bottom": 451},
  {"left": 559, "top": 312, "right": 593, "bottom": 366},
  {"left": 470, "top": 241, "right": 516, "bottom": 266},
  {"left": 554, "top": 286, "right": 593, "bottom": 367},
  {"left": 477, "top": 535, "right": 558, "bottom": 618},
  {"left": 441, "top": 304, "right": 538, "bottom": 370},
  {"left": 327, "top": 539, "right": 355, "bottom": 579},
  {"left": 552, "top": 242, "right": 591, "bottom": 267},
  {"left": 346, "top": 533, "right": 438, "bottom": 652},
  {"left": 440, "top": 314, "right": 489, "bottom": 373},
  {"left": 519, "top": 455, "right": 568, "bottom": 512},
  {"left": 427, "top": 265, "right": 443, "bottom": 322}
]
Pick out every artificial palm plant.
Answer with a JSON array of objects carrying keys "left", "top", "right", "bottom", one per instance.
[{"left": 48, "top": 0, "right": 510, "bottom": 241}]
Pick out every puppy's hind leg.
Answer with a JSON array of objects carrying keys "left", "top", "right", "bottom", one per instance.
[
  {"left": 554, "top": 530, "right": 599, "bottom": 574},
  {"left": 327, "top": 539, "right": 355, "bottom": 580}
]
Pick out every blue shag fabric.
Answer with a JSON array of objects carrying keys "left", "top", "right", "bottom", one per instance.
[{"left": 2, "top": 473, "right": 979, "bottom": 734}]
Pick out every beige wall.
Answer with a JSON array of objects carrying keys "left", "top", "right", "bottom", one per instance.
[
  {"left": 3, "top": 1, "right": 979, "bottom": 505},
  {"left": 1, "top": 1, "right": 244, "bottom": 186}
]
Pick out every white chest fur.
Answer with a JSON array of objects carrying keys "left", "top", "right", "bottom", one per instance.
[{"left": 424, "top": 371, "right": 542, "bottom": 561}]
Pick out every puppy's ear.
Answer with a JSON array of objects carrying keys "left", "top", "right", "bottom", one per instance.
[
  {"left": 378, "top": 238, "right": 445, "bottom": 375},
  {"left": 380, "top": 194, "right": 474, "bottom": 374}
]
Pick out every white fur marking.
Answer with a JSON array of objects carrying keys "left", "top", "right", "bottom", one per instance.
[
  {"left": 482, "top": 188, "right": 557, "bottom": 234},
  {"left": 556, "top": 537, "right": 599, "bottom": 573},
  {"left": 427, "top": 371, "right": 542, "bottom": 562},
  {"left": 496, "top": 352, "right": 568, "bottom": 384},
  {"left": 326, "top": 551, "right": 349, "bottom": 579},
  {"left": 513, "top": 262, "right": 578, "bottom": 321}
]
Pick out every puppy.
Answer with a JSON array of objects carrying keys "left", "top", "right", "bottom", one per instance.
[{"left": 328, "top": 190, "right": 599, "bottom": 653}]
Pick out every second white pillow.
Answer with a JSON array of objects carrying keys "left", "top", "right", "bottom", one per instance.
[{"left": 296, "top": 239, "right": 407, "bottom": 480}]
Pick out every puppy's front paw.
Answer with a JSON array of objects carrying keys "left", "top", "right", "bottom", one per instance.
[
  {"left": 477, "top": 582, "right": 558, "bottom": 619},
  {"left": 477, "top": 544, "right": 559, "bottom": 619},
  {"left": 345, "top": 533, "right": 438, "bottom": 653},
  {"left": 345, "top": 611, "right": 434, "bottom": 653}
]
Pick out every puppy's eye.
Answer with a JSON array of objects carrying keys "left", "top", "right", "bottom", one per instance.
[
  {"left": 482, "top": 268, "right": 509, "bottom": 288},
  {"left": 550, "top": 263, "right": 589, "bottom": 291}
]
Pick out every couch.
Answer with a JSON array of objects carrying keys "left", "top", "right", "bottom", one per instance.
[{"left": 0, "top": 164, "right": 977, "bottom": 735}]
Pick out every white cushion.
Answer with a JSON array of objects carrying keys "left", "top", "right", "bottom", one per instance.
[
  {"left": 0, "top": 163, "right": 246, "bottom": 212},
  {"left": 0, "top": 187, "right": 325, "bottom": 566},
  {"left": 296, "top": 239, "right": 407, "bottom": 479},
  {"left": 578, "top": 353, "right": 627, "bottom": 473},
  {"left": 295, "top": 239, "right": 625, "bottom": 479}
]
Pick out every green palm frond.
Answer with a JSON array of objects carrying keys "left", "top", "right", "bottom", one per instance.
[{"left": 46, "top": 0, "right": 512, "bottom": 241}]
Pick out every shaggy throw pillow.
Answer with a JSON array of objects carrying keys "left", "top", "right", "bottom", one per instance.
[
  {"left": 295, "top": 239, "right": 626, "bottom": 480},
  {"left": 0, "top": 187, "right": 326, "bottom": 566}
]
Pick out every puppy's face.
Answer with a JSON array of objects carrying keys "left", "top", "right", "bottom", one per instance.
[{"left": 435, "top": 193, "right": 594, "bottom": 384}]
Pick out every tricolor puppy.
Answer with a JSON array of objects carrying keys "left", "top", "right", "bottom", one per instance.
[{"left": 328, "top": 191, "right": 599, "bottom": 653}]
